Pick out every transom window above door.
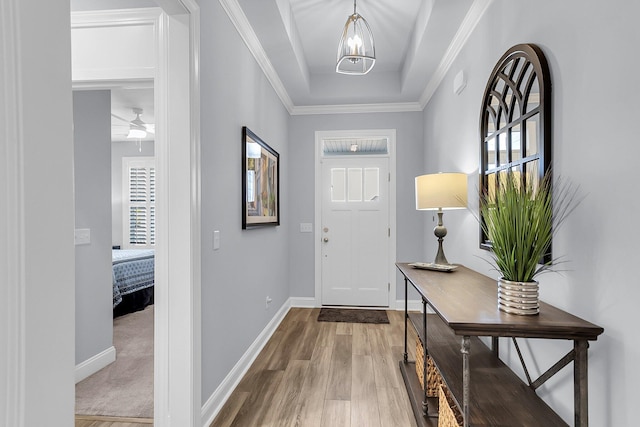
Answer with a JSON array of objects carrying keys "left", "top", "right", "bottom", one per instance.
[{"left": 322, "top": 137, "right": 389, "bottom": 156}]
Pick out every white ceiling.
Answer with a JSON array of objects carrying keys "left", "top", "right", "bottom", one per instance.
[
  {"left": 108, "top": 0, "right": 485, "bottom": 139},
  {"left": 236, "top": 0, "right": 478, "bottom": 108}
]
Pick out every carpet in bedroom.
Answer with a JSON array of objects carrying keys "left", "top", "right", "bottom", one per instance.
[{"left": 75, "top": 305, "right": 154, "bottom": 419}]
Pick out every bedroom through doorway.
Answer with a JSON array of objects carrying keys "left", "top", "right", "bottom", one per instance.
[
  {"left": 72, "top": 2, "right": 201, "bottom": 424},
  {"left": 71, "top": 8, "right": 158, "bottom": 423},
  {"left": 74, "top": 86, "right": 156, "bottom": 420}
]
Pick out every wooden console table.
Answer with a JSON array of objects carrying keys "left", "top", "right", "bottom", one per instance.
[{"left": 396, "top": 263, "right": 604, "bottom": 427}]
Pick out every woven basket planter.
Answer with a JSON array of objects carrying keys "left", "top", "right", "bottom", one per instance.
[
  {"left": 416, "top": 337, "right": 442, "bottom": 397},
  {"left": 438, "top": 384, "right": 463, "bottom": 427},
  {"left": 498, "top": 278, "right": 539, "bottom": 315}
]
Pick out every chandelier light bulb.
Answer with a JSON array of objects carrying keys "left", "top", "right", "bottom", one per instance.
[
  {"left": 347, "top": 34, "right": 363, "bottom": 62},
  {"left": 336, "top": 0, "right": 375, "bottom": 75}
]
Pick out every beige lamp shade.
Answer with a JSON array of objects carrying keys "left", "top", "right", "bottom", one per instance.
[{"left": 415, "top": 173, "right": 468, "bottom": 210}]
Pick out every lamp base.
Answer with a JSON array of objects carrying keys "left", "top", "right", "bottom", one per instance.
[
  {"left": 433, "top": 209, "right": 450, "bottom": 265},
  {"left": 433, "top": 240, "right": 449, "bottom": 265}
]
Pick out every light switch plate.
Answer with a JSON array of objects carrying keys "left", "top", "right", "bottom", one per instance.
[
  {"left": 300, "top": 223, "right": 313, "bottom": 233},
  {"left": 213, "top": 230, "right": 220, "bottom": 250},
  {"left": 74, "top": 228, "right": 91, "bottom": 245}
]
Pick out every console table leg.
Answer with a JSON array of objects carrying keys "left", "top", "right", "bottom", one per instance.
[
  {"left": 461, "top": 336, "right": 471, "bottom": 427},
  {"left": 422, "top": 299, "right": 428, "bottom": 415},
  {"left": 574, "top": 340, "right": 589, "bottom": 427},
  {"left": 403, "top": 277, "right": 408, "bottom": 363}
]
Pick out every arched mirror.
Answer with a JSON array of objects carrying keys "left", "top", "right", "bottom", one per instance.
[{"left": 479, "top": 43, "right": 552, "bottom": 252}]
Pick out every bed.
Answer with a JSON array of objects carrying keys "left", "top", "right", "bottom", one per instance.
[{"left": 112, "top": 249, "right": 155, "bottom": 317}]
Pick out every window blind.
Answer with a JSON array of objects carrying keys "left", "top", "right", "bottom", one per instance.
[{"left": 123, "top": 158, "right": 155, "bottom": 248}]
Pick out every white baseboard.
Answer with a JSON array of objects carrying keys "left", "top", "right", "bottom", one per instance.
[
  {"left": 75, "top": 346, "right": 116, "bottom": 383},
  {"left": 290, "top": 296, "right": 318, "bottom": 308},
  {"left": 395, "top": 299, "right": 423, "bottom": 312},
  {"left": 200, "top": 298, "right": 292, "bottom": 426}
]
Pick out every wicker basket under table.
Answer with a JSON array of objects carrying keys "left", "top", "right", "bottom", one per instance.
[
  {"left": 415, "top": 337, "right": 443, "bottom": 398},
  {"left": 438, "top": 384, "right": 464, "bottom": 427}
]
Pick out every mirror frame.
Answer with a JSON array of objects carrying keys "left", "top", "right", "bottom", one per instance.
[{"left": 479, "top": 43, "right": 552, "bottom": 253}]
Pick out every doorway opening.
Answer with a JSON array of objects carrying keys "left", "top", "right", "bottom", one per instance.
[
  {"left": 314, "top": 130, "right": 397, "bottom": 309},
  {"left": 72, "top": 85, "right": 156, "bottom": 421},
  {"left": 71, "top": 4, "right": 201, "bottom": 426}
]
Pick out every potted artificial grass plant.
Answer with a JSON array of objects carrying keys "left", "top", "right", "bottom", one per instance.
[{"left": 479, "top": 170, "right": 580, "bottom": 315}]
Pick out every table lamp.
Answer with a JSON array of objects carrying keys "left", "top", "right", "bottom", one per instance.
[{"left": 415, "top": 172, "right": 467, "bottom": 265}]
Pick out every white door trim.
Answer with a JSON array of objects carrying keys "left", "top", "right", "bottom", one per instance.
[
  {"left": 155, "top": 4, "right": 202, "bottom": 425},
  {"left": 71, "top": 3, "right": 201, "bottom": 426},
  {"left": 314, "top": 129, "right": 397, "bottom": 309}
]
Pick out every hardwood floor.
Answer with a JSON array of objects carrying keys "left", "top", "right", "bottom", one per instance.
[
  {"left": 75, "top": 308, "right": 419, "bottom": 427},
  {"left": 211, "top": 308, "right": 419, "bottom": 427},
  {"left": 75, "top": 415, "right": 153, "bottom": 427}
]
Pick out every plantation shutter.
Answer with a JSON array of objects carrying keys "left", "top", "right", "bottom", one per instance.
[{"left": 123, "top": 157, "right": 156, "bottom": 248}]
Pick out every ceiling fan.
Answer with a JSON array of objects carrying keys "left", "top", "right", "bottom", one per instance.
[{"left": 111, "top": 107, "right": 155, "bottom": 140}]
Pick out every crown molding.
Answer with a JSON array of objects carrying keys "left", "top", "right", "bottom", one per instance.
[
  {"left": 72, "top": 78, "right": 154, "bottom": 90},
  {"left": 218, "top": 0, "right": 295, "bottom": 114},
  {"left": 221, "top": 0, "right": 491, "bottom": 116},
  {"left": 291, "top": 101, "right": 423, "bottom": 116},
  {"left": 419, "top": 0, "right": 493, "bottom": 108},
  {"left": 219, "top": 0, "right": 422, "bottom": 116},
  {"left": 70, "top": 7, "right": 162, "bottom": 28}
]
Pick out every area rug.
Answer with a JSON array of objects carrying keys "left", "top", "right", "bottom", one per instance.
[
  {"left": 75, "top": 305, "right": 154, "bottom": 419},
  {"left": 317, "top": 307, "right": 389, "bottom": 324}
]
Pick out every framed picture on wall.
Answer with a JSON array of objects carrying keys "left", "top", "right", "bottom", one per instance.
[{"left": 242, "top": 126, "right": 280, "bottom": 229}]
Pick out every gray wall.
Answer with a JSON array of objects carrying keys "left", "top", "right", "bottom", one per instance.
[
  {"left": 73, "top": 90, "right": 113, "bottom": 364},
  {"left": 2, "top": 0, "right": 76, "bottom": 422},
  {"left": 287, "top": 112, "right": 425, "bottom": 302},
  {"left": 111, "top": 140, "right": 155, "bottom": 247},
  {"left": 199, "top": 0, "right": 290, "bottom": 402},
  {"left": 421, "top": 0, "right": 640, "bottom": 425}
]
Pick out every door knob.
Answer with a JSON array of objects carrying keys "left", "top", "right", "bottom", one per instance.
[{"left": 323, "top": 237, "right": 329, "bottom": 242}]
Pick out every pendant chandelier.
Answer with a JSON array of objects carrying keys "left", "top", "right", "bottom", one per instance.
[{"left": 336, "top": 0, "right": 376, "bottom": 75}]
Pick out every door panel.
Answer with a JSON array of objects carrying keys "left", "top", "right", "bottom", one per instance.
[{"left": 321, "top": 157, "right": 389, "bottom": 306}]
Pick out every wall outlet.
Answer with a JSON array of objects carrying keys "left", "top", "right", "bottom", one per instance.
[{"left": 265, "top": 296, "right": 273, "bottom": 309}]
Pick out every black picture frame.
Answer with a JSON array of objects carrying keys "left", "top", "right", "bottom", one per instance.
[{"left": 242, "top": 126, "right": 280, "bottom": 229}]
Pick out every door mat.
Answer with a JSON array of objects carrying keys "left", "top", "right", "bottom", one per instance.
[{"left": 317, "top": 308, "right": 389, "bottom": 324}]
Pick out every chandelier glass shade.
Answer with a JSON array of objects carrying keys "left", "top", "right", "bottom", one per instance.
[{"left": 336, "top": 0, "right": 375, "bottom": 75}]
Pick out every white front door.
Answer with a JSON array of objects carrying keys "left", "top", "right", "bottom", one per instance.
[{"left": 321, "top": 156, "right": 390, "bottom": 306}]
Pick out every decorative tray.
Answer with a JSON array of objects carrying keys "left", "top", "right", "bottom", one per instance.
[{"left": 408, "top": 262, "right": 458, "bottom": 272}]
